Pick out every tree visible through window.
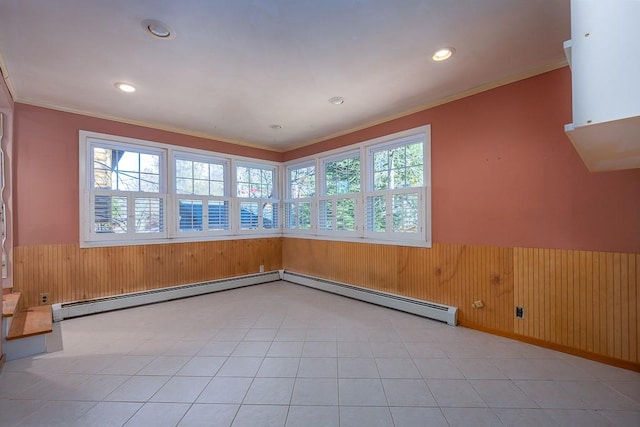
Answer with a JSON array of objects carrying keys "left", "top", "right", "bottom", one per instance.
[
  {"left": 81, "top": 127, "right": 429, "bottom": 247},
  {"left": 319, "top": 153, "right": 360, "bottom": 232},
  {"left": 91, "top": 144, "right": 163, "bottom": 235},
  {"left": 285, "top": 164, "right": 315, "bottom": 230},
  {"left": 372, "top": 141, "right": 423, "bottom": 190},
  {"left": 236, "top": 164, "right": 277, "bottom": 230},
  {"left": 176, "top": 158, "right": 225, "bottom": 196},
  {"left": 93, "top": 147, "right": 160, "bottom": 192},
  {"left": 324, "top": 154, "right": 360, "bottom": 195},
  {"left": 237, "top": 165, "right": 273, "bottom": 198},
  {"left": 289, "top": 164, "right": 315, "bottom": 198},
  {"left": 366, "top": 138, "right": 424, "bottom": 237}
]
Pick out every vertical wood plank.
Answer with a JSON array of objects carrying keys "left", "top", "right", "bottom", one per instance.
[
  {"left": 14, "top": 238, "right": 284, "bottom": 306},
  {"left": 579, "top": 250, "right": 587, "bottom": 351},
  {"left": 599, "top": 252, "right": 608, "bottom": 358},
  {"left": 514, "top": 248, "right": 522, "bottom": 335},
  {"left": 621, "top": 254, "right": 629, "bottom": 361},
  {"left": 591, "top": 251, "right": 600, "bottom": 355},
  {"left": 613, "top": 253, "right": 622, "bottom": 359},
  {"left": 629, "top": 254, "right": 637, "bottom": 362},
  {"left": 12, "top": 239, "right": 639, "bottom": 365},
  {"left": 606, "top": 252, "right": 615, "bottom": 357}
]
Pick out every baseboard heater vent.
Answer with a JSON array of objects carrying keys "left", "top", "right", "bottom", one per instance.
[
  {"left": 283, "top": 271, "right": 457, "bottom": 326},
  {"left": 52, "top": 271, "right": 280, "bottom": 321}
]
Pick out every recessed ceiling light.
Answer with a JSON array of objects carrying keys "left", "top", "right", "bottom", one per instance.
[
  {"left": 329, "top": 96, "right": 344, "bottom": 105},
  {"left": 432, "top": 47, "right": 455, "bottom": 61},
  {"left": 270, "top": 124, "right": 282, "bottom": 130},
  {"left": 142, "top": 19, "right": 173, "bottom": 39},
  {"left": 114, "top": 82, "right": 136, "bottom": 93}
]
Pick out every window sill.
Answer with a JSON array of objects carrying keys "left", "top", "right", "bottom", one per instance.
[
  {"left": 80, "top": 232, "right": 284, "bottom": 248},
  {"left": 80, "top": 231, "right": 431, "bottom": 249},
  {"left": 282, "top": 232, "right": 432, "bottom": 248}
]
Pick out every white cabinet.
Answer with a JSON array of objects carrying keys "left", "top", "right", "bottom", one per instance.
[{"left": 564, "top": 0, "right": 640, "bottom": 171}]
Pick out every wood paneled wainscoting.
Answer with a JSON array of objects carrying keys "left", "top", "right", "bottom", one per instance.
[
  {"left": 282, "top": 238, "right": 639, "bottom": 370},
  {"left": 13, "top": 238, "right": 282, "bottom": 308}
]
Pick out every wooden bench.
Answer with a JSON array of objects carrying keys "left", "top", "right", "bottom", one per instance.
[
  {"left": 7, "top": 305, "right": 53, "bottom": 340},
  {"left": 2, "top": 292, "right": 57, "bottom": 360},
  {"left": 2, "top": 292, "right": 21, "bottom": 318}
]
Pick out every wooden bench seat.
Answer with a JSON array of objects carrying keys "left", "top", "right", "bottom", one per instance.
[
  {"left": 6, "top": 305, "right": 53, "bottom": 340},
  {"left": 2, "top": 292, "right": 21, "bottom": 318}
]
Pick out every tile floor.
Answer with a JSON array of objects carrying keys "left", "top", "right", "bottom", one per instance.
[{"left": 0, "top": 281, "right": 639, "bottom": 426}]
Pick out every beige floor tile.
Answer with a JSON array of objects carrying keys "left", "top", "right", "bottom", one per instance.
[
  {"left": 390, "top": 407, "right": 448, "bottom": 427},
  {"left": 441, "top": 407, "right": 503, "bottom": 427},
  {"left": 75, "top": 402, "right": 143, "bottom": 427},
  {"left": 149, "top": 376, "right": 211, "bottom": 403},
  {"left": 243, "top": 377, "right": 295, "bottom": 405},
  {"left": 256, "top": 357, "right": 300, "bottom": 377},
  {"left": 286, "top": 406, "right": 339, "bottom": 427},
  {"left": 339, "top": 406, "right": 394, "bottom": 427},
  {"left": 339, "top": 378, "right": 387, "bottom": 406},
  {"left": 231, "top": 405, "right": 288, "bottom": 427},
  {"left": 2, "top": 282, "right": 637, "bottom": 426},
  {"left": 178, "top": 404, "right": 238, "bottom": 427},
  {"left": 123, "top": 402, "right": 190, "bottom": 427},
  {"left": 196, "top": 377, "right": 252, "bottom": 404},
  {"left": 426, "top": 379, "right": 487, "bottom": 408}
]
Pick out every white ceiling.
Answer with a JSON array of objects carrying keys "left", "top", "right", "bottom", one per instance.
[{"left": 0, "top": 0, "right": 570, "bottom": 151}]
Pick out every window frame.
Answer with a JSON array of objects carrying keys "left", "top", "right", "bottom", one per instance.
[
  {"left": 284, "top": 161, "right": 316, "bottom": 233},
  {"left": 79, "top": 131, "right": 281, "bottom": 247},
  {"left": 283, "top": 125, "right": 431, "bottom": 247},
  {"left": 317, "top": 151, "right": 362, "bottom": 236},
  {"left": 172, "top": 152, "right": 232, "bottom": 237},
  {"left": 321, "top": 150, "right": 361, "bottom": 196},
  {"left": 366, "top": 134, "right": 425, "bottom": 192},
  {"left": 235, "top": 161, "right": 277, "bottom": 199},
  {"left": 80, "top": 126, "right": 430, "bottom": 248},
  {"left": 363, "top": 133, "right": 427, "bottom": 242},
  {"left": 363, "top": 187, "right": 426, "bottom": 241},
  {"left": 84, "top": 137, "right": 168, "bottom": 242},
  {"left": 234, "top": 161, "right": 280, "bottom": 234}
]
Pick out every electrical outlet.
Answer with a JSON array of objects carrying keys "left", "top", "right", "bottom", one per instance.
[
  {"left": 259, "top": 264, "right": 264, "bottom": 273},
  {"left": 472, "top": 300, "right": 484, "bottom": 309},
  {"left": 40, "top": 293, "right": 50, "bottom": 305},
  {"left": 515, "top": 306, "right": 524, "bottom": 318}
]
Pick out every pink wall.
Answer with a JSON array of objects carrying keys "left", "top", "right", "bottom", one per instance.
[
  {"left": 13, "top": 68, "right": 640, "bottom": 252},
  {"left": 13, "top": 104, "right": 282, "bottom": 246},
  {"left": 285, "top": 68, "right": 640, "bottom": 253}
]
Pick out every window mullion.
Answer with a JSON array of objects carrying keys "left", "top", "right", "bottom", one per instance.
[
  {"left": 127, "top": 193, "right": 135, "bottom": 236},
  {"left": 167, "top": 193, "right": 176, "bottom": 238},
  {"left": 202, "top": 196, "right": 209, "bottom": 229}
]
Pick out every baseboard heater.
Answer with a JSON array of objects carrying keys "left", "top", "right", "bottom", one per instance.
[
  {"left": 282, "top": 271, "right": 458, "bottom": 326},
  {"left": 52, "top": 271, "right": 280, "bottom": 321}
]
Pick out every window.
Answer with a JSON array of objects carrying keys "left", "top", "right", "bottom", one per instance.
[
  {"left": 324, "top": 153, "right": 360, "bottom": 195},
  {"left": 319, "top": 152, "right": 360, "bottom": 234},
  {"left": 175, "top": 155, "right": 230, "bottom": 234},
  {"left": 365, "top": 136, "right": 425, "bottom": 241},
  {"left": 284, "top": 125, "right": 431, "bottom": 246},
  {"left": 80, "top": 126, "right": 429, "bottom": 247},
  {"left": 371, "top": 139, "right": 423, "bottom": 190},
  {"left": 80, "top": 131, "right": 280, "bottom": 247},
  {"left": 236, "top": 164, "right": 274, "bottom": 199},
  {"left": 176, "top": 157, "right": 225, "bottom": 197},
  {"left": 236, "top": 163, "right": 278, "bottom": 231},
  {"left": 89, "top": 141, "right": 166, "bottom": 240},
  {"left": 289, "top": 163, "right": 315, "bottom": 198},
  {"left": 284, "top": 163, "right": 315, "bottom": 231}
]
